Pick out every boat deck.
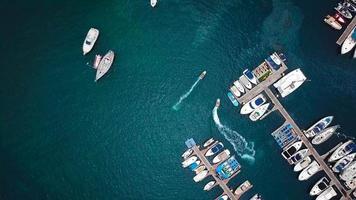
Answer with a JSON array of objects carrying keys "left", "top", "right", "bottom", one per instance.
[{"left": 336, "top": 16, "right": 356, "bottom": 46}]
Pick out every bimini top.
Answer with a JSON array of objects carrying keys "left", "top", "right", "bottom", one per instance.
[{"left": 216, "top": 156, "right": 241, "bottom": 180}]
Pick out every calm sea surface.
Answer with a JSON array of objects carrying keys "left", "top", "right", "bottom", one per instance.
[{"left": 1, "top": 0, "right": 356, "bottom": 199}]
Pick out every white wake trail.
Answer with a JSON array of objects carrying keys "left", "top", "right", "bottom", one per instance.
[
  {"left": 172, "top": 78, "right": 201, "bottom": 110},
  {"left": 212, "top": 103, "right": 256, "bottom": 163}
]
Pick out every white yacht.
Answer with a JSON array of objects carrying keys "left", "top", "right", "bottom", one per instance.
[
  {"left": 193, "top": 170, "right": 208, "bottom": 182},
  {"left": 340, "top": 161, "right": 356, "bottom": 181},
  {"left": 273, "top": 68, "right": 306, "bottom": 98},
  {"left": 182, "top": 156, "right": 197, "bottom": 168},
  {"left": 181, "top": 148, "right": 193, "bottom": 159},
  {"left": 288, "top": 149, "right": 308, "bottom": 165},
  {"left": 341, "top": 27, "right": 356, "bottom": 54},
  {"left": 203, "top": 180, "right": 216, "bottom": 191},
  {"left": 281, "top": 141, "right": 303, "bottom": 160},
  {"left": 205, "top": 142, "right": 224, "bottom": 157},
  {"left": 310, "top": 177, "right": 330, "bottom": 196},
  {"left": 315, "top": 187, "right": 337, "bottom": 200},
  {"left": 328, "top": 140, "right": 356, "bottom": 162},
  {"left": 212, "top": 149, "right": 230, "bottom": 164},
  {"left": 332, "top": 152, "right": 356, "bottom": 173},
  {"left": 249, "top": 103, "right": 270, "bottom": 121},
  {"left": 240, "top": 94, "right": 267, "bottom": 115},
  {"left": 305, "top": 116, "right": 333, "bottom": 138},
  {"left": 311, "top": 125, "right": 339, "bottom": 145},
  {"left": 294, "top": 156, "right": 311, "bottom": 172},
  {"left": 95, "top": 50, "right": 115, "bottom": 82},
  {"left": 233, "top": 80, "right": 245, "bottom": 93},
  {"left": 298, "top": 161, "right": 320, "bottom": 181},
  {"left": 243, "top": 69, "right": 258, "bottom": 85},
  {"left": 83, "top": 28, "right": 99, "bottom": 55},
  {"left": 150, "top": 0, "right": 157, "bottom": 7},
  {"left": 239, "top": 75, "right": 252, "bottom": 90}
]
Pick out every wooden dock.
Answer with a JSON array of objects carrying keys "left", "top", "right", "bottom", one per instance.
[{"left": 336, "top": 17, "right": 356, "bottom": 46}]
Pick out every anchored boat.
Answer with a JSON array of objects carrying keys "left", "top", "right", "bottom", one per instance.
[
  {"left": 332, "top": 152, "right": 356, "bottom": 173},
  {"left": 288, "top": 149, "right": 308, "bottom": 165},
  {"left": 181, "top": 148, "right": 193, "bottom": 159},
  {"left": 294, "top": 156, "right": 312, "bottom": 172},
  {"left": 310, "top": 177, "right": 330, "bottom": 196},
  {"left": 203, "top": 180, "right": 215, "bottom": 191},
  {"left": 243, "top": 69, "right": 258, "bottom": 85},
  {"left": 203, "top": 138, "right": 214, "bottom": 148},
  {"left": 212, "top": 149, "right": 230, "bottom": 164},
  {"left": 341, "top": 27, "right": 356, "bottom": 54},
  {"left": 83, "top": 28, "right": 99, "bottom": 55},
  {"left": 205, "top": 142, "right": 224, "bottom": 157},
  {"left": 95, "top": 50, "right": 115, "bottom": 82},
  {"left": 273, "top": 68, "right": 306, "bottom": 98},
  {"left": 298, "top": 161, "right": 320, "bottom": 181},
  {"left": 240, "top": 94, "right": 267, "bottom": 115},
  {"left": 305, "top": 116, "right": 333, "bottom": 138},
  {"left": 227, "top": 92, "right": 239, "bottom": 107},
  {"left": 182, "top": 156, "right": 197, "bottom": 168},
  {"left": 324, "top": 15, "right": 342, "bottom": 30},
  {"left": 249, "top": 103, "right": 270, "bottom": 121},
  {"left": 335, "top": 3, "right": 353, "bottom": 19},
  {"left": 239, "top": 75, "right": 252, "bottom": 90},
  {"left": 315, "top": 187, "right": 337, "bottom": 200},
  {"left": 311, "top": 125, "right": 339, "bottom": 145},
  {"left": 230, "top": 85, "right": 241, "bottom": 98},
  {"left": 281, "top": 141, "right": 303, "bottom": 160},
  {"left": 193, "top": 170, "right": 208, "bottom": 182},
  {"left": 340, "top": 161, "right": 356, "bottom": 181},
  {"left": 233, "top": 80, "right": 245, "bottom": 93},
  {"left": 328, "top": 140, "right": 356, "bottom": 162}
]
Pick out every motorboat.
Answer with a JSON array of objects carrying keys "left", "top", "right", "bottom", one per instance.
[
  {"left": 288, "top": 149, "right": 308, "bottom": 165},
  {"left": 249, "top": 194, "right": 262, "bottom": 200},
  {"left": 82, "top": 28, "right": 99, "bottom": 55},
  {"left": 281, "top": 141, "right": 303, "bottom": 160},
  {"left": 212, "top": 149, "right": 231, "bottom": 164},
  {"left": 304, "top": 116, "right": 333, "bottom": 138},
  {"left": 230, "top": 85, "right": 241, "bottom": 98},
  {"left": 354, "top": 46, "right": 356, "bottom": 58},
  {"left": 335, "top": 3, "right": 353, "bottom": 19},
  {"left": 215, "top": 98, "right": 221, "bottom": 108},
  {"left": 95, "top": 50, "right": 115, "bottom": 82},
  {"left": 324, "top": 15, "right": 342, "bottom": 30},
  {"left": 234, "top": 180, "right": 253, "bottom": 197},
  {"left": 240, "top": 94, "right": 267, "bottom": 115},
  {"left": 298, "top": 161, "right": 320, "bottom": 181},
  {"left": 344, "top": 1, "right": 356, "bottom": 13},
  {"left": 273, "top": 68, "right": 306, "bottom": 98},
  {"left": 341, "top": 27, "right": 356, "bottom": 54},
  {"left": 199, "top": 71, "right": 207, "bottom": 79},
  {"left": 216, "top": 156, "right": 241, "bottom": 180},
  {"left": 194, "top": 165, "right": 205, "bottom": 174},
  {"left": 189, "top": 160, "right": 201, "bottom": 171},
  {"left": 345, "top": 179, "right": 356, "bottom": 190},
  {"left": 93, "top": 54, "right": 102, "bottom": 69},
  {"left": 217, "top": 195, "right": 228, "bottom": 200},
  {"left": 328, "top": 140, "right": 356, "bottom": 162},
  {"left": 311, "top": 125, "right": 339, "bottom": 145},
  {"left": 239, "top": 75, "right": 252, "bottom": 90},
  {"left": 340, "top": 161, "right": 356, "bottom": 181},
  {"left": 181, "top": 148, "right": 193, "bottom": 159},
  {"left": 203, "top": 180, "right": 216, "bottom": 191},
  {"left": 205, "top": 142, "right": 224, "bottom": 157},
  {"left": 243, "top": 69, "right": 258, "bottom": 85},
  {"left": 150, "top": 0, "right": 157, "bottom": 7},
  {"left": 332, "top": 152, "right": 356, "bottom": 173},
  {"left": 249, "top": 103, "right": 270, "bottom": 121},
  {"left": 203, "top": 138, "right": 214, "bottom": 148},
  {"left": 193, "top": 170, "right": 208, "bottom": 182},
  {"left": 315, "top": 187, "right": 337, "bottom": 200},
  {"left": 334, "top": 13, "right": 346, "bottom": 23},
  {"left": 182, "top": 156, "right": 197, "bottom": 168},
  {"left": 294, "top": 156, "right": 312, "bottom": 172},
  {"left": 227, "top": 92, "right": 239, "bottom": 107},
  {"left": 310, "top": 177, "right": 330, "bottom": 196},
  {"left": 233, "top": 80, "right": 245, "bottom": 93}
]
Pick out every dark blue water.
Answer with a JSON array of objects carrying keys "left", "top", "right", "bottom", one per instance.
[{"left": 1, "top": 0, "right": 355, "bottom": 199}]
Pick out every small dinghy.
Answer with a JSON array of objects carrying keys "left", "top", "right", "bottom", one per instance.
[
  {"left": 294, "top": 156, "right": 311, "bottom": 172},
  {"left": 312, "top": 125, "right": 339, "bottom": 145},
  {"left": 203, "top": 180, "right": 216, "bottom": 191}
]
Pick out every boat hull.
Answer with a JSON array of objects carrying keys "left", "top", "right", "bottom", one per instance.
[
  {"left": 95, "top": 50, "right": 115, "bottom": 81},
  {"left": 83, "top": 28, "right": 99, "bottom": 55}
]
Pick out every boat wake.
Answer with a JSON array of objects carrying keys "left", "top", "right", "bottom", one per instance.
[
  {"left": 212, "top": 104, "right": 256, "bottom": 163},
  {"left": 172, "top": 78, "right": 201, "bottom": 111}
]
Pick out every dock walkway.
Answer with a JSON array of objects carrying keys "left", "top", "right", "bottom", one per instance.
[{"left": 336, "top": 16, "right": 356, "bottom": 46}]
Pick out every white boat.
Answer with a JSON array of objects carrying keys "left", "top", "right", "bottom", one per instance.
[
  {"left": 273, "top": 68, "right": 306, "bottom": 98},
  {"left": 233, "top": 80, "right": 245, "bottom": 93},
  {"left": 335, "top": 3, "right": 353, "bottom": 19},
  {"left": 249, "top": 103, "right": 270, "bottom": 121},
  {"left": 310, "top": 177, "right": 330, "bottom": 196},
  {"left": 298, "top": 161, "right": 320, "bottom": 181},
  {"left": 340, "top": 161, "right": 356, "bottom": 181},
  {"left": 345, "top": 179, "right": 356, "bottom": 190},
  {"left": 354, "top": 46, "right": 356, "bottom": 58},
  {"left": 234, "top": 180, "right": 253, "bottom": 196},
  {"left": 212, "top": 149, "right": 231, "bottom": 164},
  {"left": 181, "top": 148, "right": 193, "bottom": 159},
  {"left": 193, "top": 170, "right": 208, "bottom": 182},
  {"left": 203, "top": 180, "right": 216, "bottom": 191},
  {"left": 341, "top": 27, "right": 356, "bottom": 54},
  {"left": 288, "top": 149, "right": 309, "bottom": 165},
  {"left": 95, "top": 50, "right": 115, "bottom": 82},
  {"left": 215, "top": 98, "right": 220, "bottom": 108},
  {"left": 240, "top": 94, "right": 267, "bottom": 115},
  {"left": 311, "top": 125, "right": 339, "bottom": 145},
  {"left": 315, "top": 187, "right": 337, "bottom": 200},
  {"left": 203, "top": 138, "right": 214, "bottom": 148},
  {"left": 328, "top": 140, "right": 356, "bottom": 162},
  {"left": 83, "top": 28, "right": 99, "bottom": 55},
  {"left": 239, "top": 75, "right": 252, "bottom": 90},
  {"left": 332, "top": 152, "right": 356, "bottom": 173},
  {"left": 230, "top": 85, "right": 241, "bottom": 98},
  {"left": 182, "top": 156, "right": 197, "bottom": 168},
  {"left": 150, "top": 0, "right": 157, "bottom": 7},
  {"left": 199, "top": 71, "right": 207, "bottom": 79},
  {"left": 194, "top": 165, "right": 205, "bottom": 173},
  {"left": 305, "top": 116, "right": 334, "bottom": 138},
  {"left": 294, "top": 156, "right": 311, "bottom": 172},
  {"left": 281, "top": 141, "right": 303, "bottom": 160},
  {"left": 243, "top": 69, "right": 258, "bottom": 85},
  {"left": 217, "top": 195, "right": 228, "bottom": 200},
  {"left": 205, "top": 142, "right": 224, "bottom": 157},
  {"left": 93, "top": 55, "right": 102, "bottom": 69},
  {"left": 249, "top": 194, "right": 262, "bottom": 200},
  {"left": 324, "top": 15, "right": 342, "bottom": 30}
]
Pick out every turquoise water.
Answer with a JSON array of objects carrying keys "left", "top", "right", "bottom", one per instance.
[{"left": 1, "top": 0, "right": 356, "bottom": 199}]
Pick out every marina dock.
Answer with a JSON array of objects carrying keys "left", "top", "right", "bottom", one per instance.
[
  {"left": 234, "top": 53, "right": 352, "bottom": 200},
  {"left": 336, "top": 16, "right": 356, "bottom": 46}
]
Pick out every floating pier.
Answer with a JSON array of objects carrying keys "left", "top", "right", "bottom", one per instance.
[
  {"left": 337, "top": 16, "right": 356, "bottom": 46},
  {"left": 234, "top": 53, "right": 352, "bottom": 200}
]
